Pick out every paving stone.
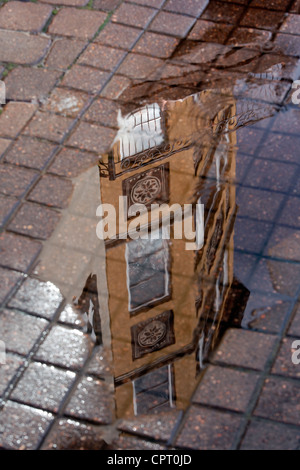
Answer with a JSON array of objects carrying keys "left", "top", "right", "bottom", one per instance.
[
  {"left": 201, "top": 1, "right": 244, "bottom": 23},
  {"left": 133, "top": 32, "right": 179, "bottom": 58},
  {"left": 0, "top": 138, "right": 11, "bottom": 158},
  {"left": 107, "top": 436, "right": 165, "bottom": 450},
  {"left": 83, "top": 98, "right": 119, "bottom": 127},
  {"left": 8, "top": 277, "right": 63, "bottom": 319},
  {"left": 212, "top": 329, "right": 277, "bottom": 371},
  {"left": 0, "top": 265, "right": 22, "bottom": 303},
  {"left": 257, "top": 132, "right": 300, "bottom": 164},
  {"left": 66, "top": 121, "right": 115, "bottom": 153},
  {"left": 95, "top": 22, "right": 142, "bottom": 50},
  {"left": 23, "top": 112, "right": 74, "bottom": 144},
  {"left": 242, "top": 158, "right": 296, "bottom": 193},
  {"left": 234, "top": 217, "right": 273, "bottom": 254},
  {"left": 0, "top": 164, "right": 38, "bottom": 198},
  {"left": 34, "top": 325, "right": 93, "bottom": 369},
  {"left": 4, "top": 136, "right": 57, "bottom": 171},
  {"left": 93, "top": 0, "right": 121, "bottom": 10},
  {"left": 289, "top": 304, "right": 300, "bottom": 337},
  {"left": 251, "top": 0, "right": 291, "bottom": 10},
  {"left": 0, "top": 1, "right": 52, "bottom": 33},
  {"left": 271, "top": 108, "right": 300, "bottom": 135},
  {"left": 272, "top": 337, "right": 300, "bottom": 379},
  {"left": 193, "top": 366, "right": 259, "bottom": 413},
  {"left": 278, "top": 197, "right": 300, "bottom": 228},
  {"left": 188, "top": 19, "right": 233, "bottom": 44},
  {"left": 0, "top": 309, "right": 48, "bottom": 355},
  {"left": 41, "top": 417, "right": 106, "bottom": 450},
  {"left": 11, "top": 362, "right": 76, "bottom": 412},
  {"left": 118, "top": 410, "right": 182, "bottom": 442},
  {"left": 5, "top": 68, "right": 61, "bottom": 102},
  {"left": 241, "top": 8, "right": 284, "bottom": 31},
  {"left": 254, "top": 377, "right": 300, "bottom": 425},
  {"left": 45, "top": 39, "right": 87, "bottom": 70},
  {"left": 241, "top": 419, "right": 300, "bottom": 450},
  {"left": 78, "top": 43, "right": 126, "bottom": 71},
  {"left": 0, "top": 30, "right": 50, "bottom": 65},
  {"left": 61, "top": 65, "right": 110, "bottom": 93},
  {"left": 48, "top": 147, "right": 98, "bottom": 178},
  {"left": 164, "top": 0, "right": 209, "bottom": 16},
  {"left": 243, "top": 294, "right": 290, "bottom": 333},
  {"left": 227, "top": 27, "right": 272, "bottom": 46},
  {"left": 40, "top": 0, "right": 89, "bottom": 4},
  {"left": 43, "top": 88, "right": 89, "bottom": 118},
  {"left": 118, "top": 52, "right": 163, "bottom": 79},
  {"left": 65, "top": 376, "right": 113, "bottom": 424},
  {"left": 176, "top": 406, "right": 241, "bottom": 450},
  {"left": 48, "top": 8, "right": 107, "bottom": 40},
  {"left": 0, "top": 400, "right": 53, "bottom": 450},
  {"left": 112, "top": 3, "right": 156, "bottom": 28},
  {"left": 0, "top": 195, "right": 18, "bottom": 228},
  {"left": 275, "top": 33, "right": 300, "bottom": 57},
  {"left": 85, "top": 345, "right": 112, "bottom": 377},
  {"left": 100, "top": 74, "right": 131, "bottom": 100},
  {"left": 0, "top": 353, "right": 24, "bottom": 395},
  {"left": 0, "top": 102, "right": 37, "bottom": 139},
  {"left": 149, "top": 11, "right": 195, "bottom": 37},
  {"left": 8, "top": 202, "right": 61, "bottom": 240},
  {"left": 237, "top": 187, "right": 284, "bottom": 222},
  {"left": 27, "top": 174, "right": 73, "bottom": 209},
  {"left": 131, "top": 0, "right": 164, "bottom": 7},
  {"left": 0, "top": 232, "right": 42, "bottom": 272},
  {"left": 280, "top": 14, "right": 300, "bottom": 35}
]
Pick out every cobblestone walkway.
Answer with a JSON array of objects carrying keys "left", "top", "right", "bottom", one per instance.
[{"left": 0, "top": 0, "right": 300, "bottom": 450}]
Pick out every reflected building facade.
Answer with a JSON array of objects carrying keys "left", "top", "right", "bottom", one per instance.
[{"left": 98, "top": 89, "right": 249, "bottom": 417}]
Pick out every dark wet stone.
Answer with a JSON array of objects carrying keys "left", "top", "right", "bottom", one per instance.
[
  {"left": 241, "top": 8, "right": 284, "bottom": 31},
  {"left": 9, "top": 277, "right": 63, "bottom": 319},
  {"left": 48, "top": 147, "right": 98, "bottom": 178},
  {"left": 188, "top": 19, "right": 233, "bottom": 44},
  {"left": 0, "top": 164, "right": 38, "bottom": 198},
  {"left": 34, "top": 325, "right": 93, "bottom": 370},
  {"left": 0, "top": 353, "right": 25, "bottom": 395},
  {"left": 241, "top": 419, "right": 300, "bottom": 450},
  {"left": 212, "top": 329, "right": 276, "bottom": 371},
  {"left": 177, "top": 42, "right": 226, "bottom": 65},
  {"left": 257, "top": 132, "right": 300, "bottom": 165},
  {"left": 274, "top": 33, "right": 300, "bottom": 57},
  {"left": 201, "top": 1, "right": 244, "bottom": 24},
  {"left": 135, "top": 381, "right": 171, "bottom": 414},
  {"left": 11, "top": 362, "right": 76, "bottom": 412},
  {"left": 8, "top": 202, "right": 61, "bottom": 240},
  {"left": 278, "top": 197, "right": 300, "bottom": 229},
  {"left": 254, "top": 377, "right": 300, "bottom": 425},
  {"left": 0, "top": 232, "right": 42, "bottom": 272},
  {"left": 251, "top": 0, "right": 291, "bottom": 10},
  {"left": 118, "top": 53, "right": 164, "bottom": 79},
  {"left": 255, "top": 54, "right": 300, "bottom": 81},
  {"left": 0, "top": 400, "right": 53, "bottom": 450},
  {"left": 237, "top": 186, "right": 284, "bottom": 222},
  {"left": 65, "top": 376, "right": 113, "bottom": 424},
  {"left": 242, "top": 158, "right": 296, "bottom": 193},
  {"left": 271, "top": 108, "right": 300, "bottom": 135},
  {"left": 176, "top": 405, "right": 241, "bottom": 450},
  {"left": 193, "top": 366, "right": 259, "bottom": 412},
  {"left": 164, "top": 0, "right": 208, "bottom": 16},
  {"left": 4, "top": 136, "right": 57, "bottom": 171},
  {"left": 118, "top": 410, "right": 182, "bottom": 442},
  {"left": 272, "top": 337, "right": 300, "bottom": 379},
  {"left": 41, "top": 417, "right": 106, "bottom": 450},
  {"left": 234, "top": 217, "right": 272, "bottom": 254},
  {"left": 106, "top": 436, "right": 165, "bottom": 450},
  {"left": 227, "top": 27, "right": 272, "bottom": 46},
  {"left": 265, "top": 258, "right": 300, "bottom": 297},
  {"left": 0, "top": 268, "right": 23, "bottom": 304},
  {"left": 133, "top": 32, "right": 179, "bottom": 59},
  {"left": 243, "top": 294, "right": 290, "bottom": 333},
  {"left": 0, "top": 309, "right": 48, "bottom": 356},
  {"left": 27, "top": 175, "right": 74, "bottom": 209},
  {"left": 289, "top": 304, "right": 300, "bottom": 337},
  {"left": 280, "top": 14, "right": 300, "bottom": 35}
]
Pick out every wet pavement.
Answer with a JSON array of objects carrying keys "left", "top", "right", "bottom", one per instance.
[{"left": 0, "top": 0, "right": 300, "bottom": 451}]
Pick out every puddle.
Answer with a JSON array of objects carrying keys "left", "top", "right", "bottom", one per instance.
[{"left": 6, "top": 43, "right": 300, "bottom": 446}]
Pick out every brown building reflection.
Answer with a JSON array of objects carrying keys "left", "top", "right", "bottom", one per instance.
[{"left": 97, "top": 88, "right": 249, "bottom": 418}]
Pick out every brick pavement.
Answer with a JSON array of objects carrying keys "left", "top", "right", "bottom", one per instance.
[{"left": 0, "top": 0, "right": 299, "bottom": 451}]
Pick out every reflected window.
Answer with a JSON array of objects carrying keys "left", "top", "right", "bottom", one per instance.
[
  {"left": 113, "top": 103, "right": 164, "bottom": 160},
  {"left": 125, "top": 229, "right": 171, "bottom": 314},
  {"left": 133, "top": 365, "right": 175, "bottom": 415}
]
